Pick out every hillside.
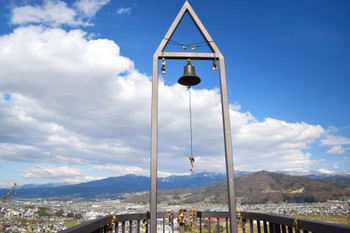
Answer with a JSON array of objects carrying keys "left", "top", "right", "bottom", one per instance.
[
  {"left": 234, "top": 171, "right": 350, "bottom": 204},
  {"left": 124, "top": 171, "right": 350, "bottom": 204}
]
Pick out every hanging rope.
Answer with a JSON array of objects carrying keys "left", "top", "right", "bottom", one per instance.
[
  {"left": 188, "top": 86, "right": 193, "bottom": 157},
  {"left": 188, "top": 86, "right": 195, "bottom": 172}
]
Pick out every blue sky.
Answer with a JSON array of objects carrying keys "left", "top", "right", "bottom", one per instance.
[{"left": 0, "top": 0, "right": 349, "bottom": 187}]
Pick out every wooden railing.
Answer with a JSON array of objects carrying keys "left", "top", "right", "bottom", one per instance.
[
  {"left": 59, "top": 211, "right": 350, "bottom": 233},
  {"left": 240, "top": 212, "right": 350, "bottom": 233}
]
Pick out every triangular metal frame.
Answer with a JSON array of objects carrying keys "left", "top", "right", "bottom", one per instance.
[
  {"left": 150, "top": 1, "right": 238, "bottom": 233},
  {"left": 154, "top": 0, "right": 222, "bottom": 60}
]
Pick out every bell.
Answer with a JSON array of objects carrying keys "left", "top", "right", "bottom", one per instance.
[{"left": 178, "top": 59, "right": 201, "bottom": 87}]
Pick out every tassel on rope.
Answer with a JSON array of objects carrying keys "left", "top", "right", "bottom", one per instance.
[
  {"left": 188, "top": 86, "right": 195, "bottom": 172},
  {"left": 189, "top": 156, "right": 195, "bottom": 172}
]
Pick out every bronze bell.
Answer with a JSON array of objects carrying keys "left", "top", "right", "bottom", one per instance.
[{"left": 178, "top": 59, "right": 201, "bottom": 87}]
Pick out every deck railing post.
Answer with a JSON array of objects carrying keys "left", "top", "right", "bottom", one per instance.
[
  {"left": 209, "top": 218, "right": 211, "bottom": 233},
  {"left": 217, "top": 218, "right": 220, "bottom": 233},
  {"left": 249, "top": 219, "right": 254, "bottom": 233},
  {"left": 270, "top": 222, "right": 274, "bottom": 233},
  {"left": 180, "top": 224, "right": 185, "bottom": 233},
  {"left": 256, "top": 220, "right": 261, "bottom": 233},
  {"left": 263, "top": 221, "right": 268, "bottom": 233},
  {"left": 122, "top": 221, "right": 125, "bottom": 233}
]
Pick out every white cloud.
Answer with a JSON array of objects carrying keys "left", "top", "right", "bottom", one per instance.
[
  {"left": 318, "top": 168, "right": 335, "bottom": 174},
  {"left": 20, "top": 165, "right": 104, "bottom": 183},
  {"left": 320, "top": 135, "right": 350, "bottom": 154},
  {"left": 74, "top": 0, "right": 110, "bottom": 17},
  {"left": 10, "top": 0, "right": 87, "bottom": 27},
  {"left": 116, "top": 7, "right": 131, "bottom": 15},
  {"left": 231, "top": 118, "right": 325, "bottom": 171},
  {"left": 0, "top": 26, "right": 142, "bottom": 167},
  {"left": 320, "top": 135, "right": 350, "bottom": 146},
  {"left": 21, "top": 165, "right": 82, "bottom": 179},
  {"left": 10, "top": 0, "right": 110, "bottom": 27},
  {"left": 326, "top": 145, "right": 349, "bottom": 154}
]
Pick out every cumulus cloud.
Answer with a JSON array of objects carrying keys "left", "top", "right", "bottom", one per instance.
[
  {"left": 10, "top": 0, "right": 111, "bottom": 27},
  {"left": 231, "top": 118, "right": 325, "bottom": 171},
  {"left": 0, "top": 31, "right": 147, "bottom": 171},
  {"left": 10, "top": 0, "right": 86, "bottom": 27}
]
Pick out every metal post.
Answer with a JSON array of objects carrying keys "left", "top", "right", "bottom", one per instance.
[
  {"left": 218, "top": 56, "right": 238, "bottom": 233},
  {"left": 150, "top": 55, "right": 159, "bottom": 233}
]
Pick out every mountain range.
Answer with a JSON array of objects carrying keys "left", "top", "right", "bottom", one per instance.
[
  {"left": 1, "top": 171, "right": 349, "bottom": 202},
  {"left": 2, "top": 171, "right": 228, "bottom": 198}
]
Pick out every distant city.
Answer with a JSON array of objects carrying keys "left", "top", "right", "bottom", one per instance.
[{"left": 1, "top": 198, "right": 349, "bottom": 232}]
